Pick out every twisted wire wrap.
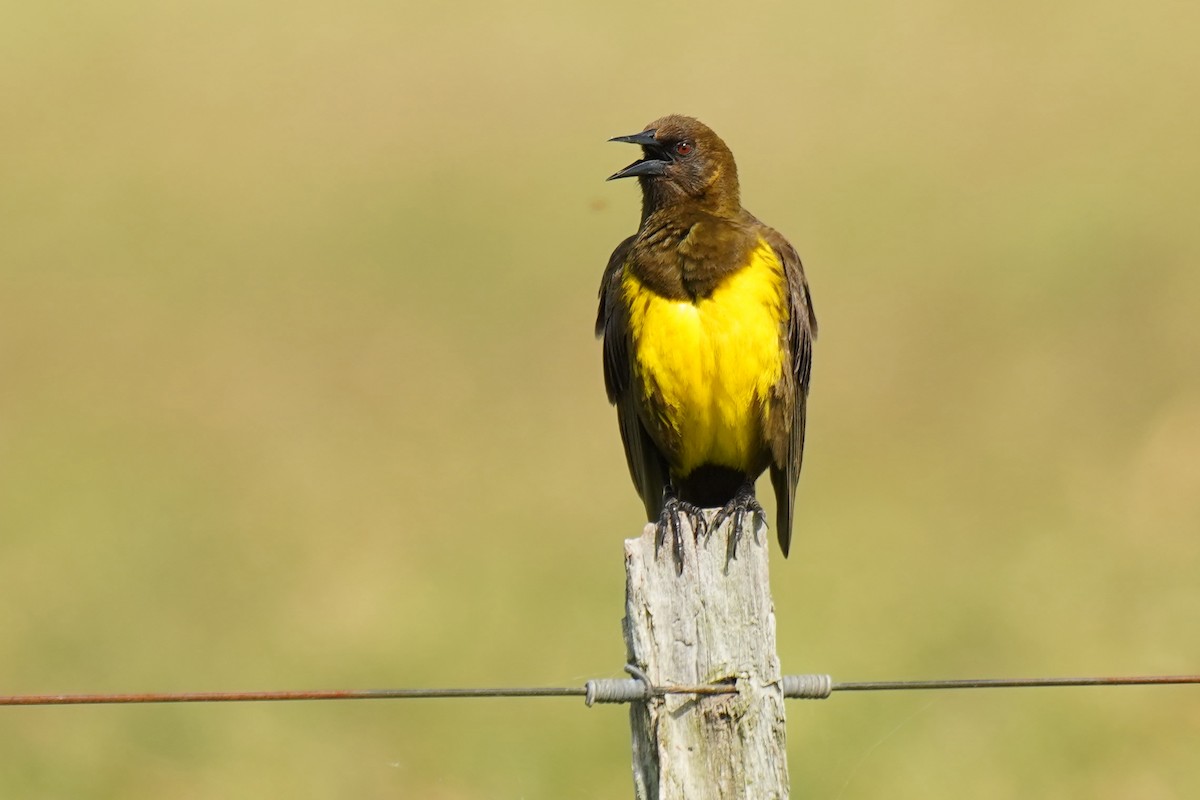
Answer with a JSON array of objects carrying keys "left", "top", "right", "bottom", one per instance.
[
  {"left": 781, "top": 673, "right": 833, "bottom": 699},
  {"left": 585, "top": 664, "right": 653, "bottom": 706}
]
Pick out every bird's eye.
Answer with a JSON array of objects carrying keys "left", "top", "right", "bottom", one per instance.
[{"left": 674, "top": 141, "right": 693, "bottom": 156}]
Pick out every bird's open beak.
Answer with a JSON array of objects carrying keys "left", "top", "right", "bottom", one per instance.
[{"left": 607, "top": 129, "right": 668, "bottom": 181}]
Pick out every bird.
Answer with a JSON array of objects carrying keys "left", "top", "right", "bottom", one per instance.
[{"left": 595, "top": 115, "right": 817, "bottom": 564}]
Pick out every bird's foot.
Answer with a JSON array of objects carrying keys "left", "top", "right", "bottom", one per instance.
[
  {"left": 654, "top": 492, "right": 708, "bottom": 575},
  {"left": 710, "top": 482, "right": 765, "bottom": 559}
]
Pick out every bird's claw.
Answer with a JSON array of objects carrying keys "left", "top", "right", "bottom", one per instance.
[
  {"left": 710, "top": 484, "right": 765, "bottom": 559},
  {"left": 655, "top": 495, "right": 708, "bottom": 575}
]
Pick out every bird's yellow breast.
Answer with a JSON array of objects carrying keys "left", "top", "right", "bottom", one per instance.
[{"left": 623, "top": 239, "right": 788, "bottom": 476}]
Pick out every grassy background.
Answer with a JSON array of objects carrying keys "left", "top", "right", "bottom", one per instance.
[{"left": 3, "top": 0, "right": 1199, "bottom": 796}]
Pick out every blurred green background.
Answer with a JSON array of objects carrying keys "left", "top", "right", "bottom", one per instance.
[{"left": 2, "top": 0, "right": 1199, "bottom": 796}]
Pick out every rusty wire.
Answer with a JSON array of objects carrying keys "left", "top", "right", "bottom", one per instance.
[{"left": 2, "top": 673, "right": 1198, "bottom": 707}]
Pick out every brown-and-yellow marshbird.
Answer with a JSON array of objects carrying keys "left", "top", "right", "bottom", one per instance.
[{"left": 596, "top": 115, "right": 817, "bottom": 565}]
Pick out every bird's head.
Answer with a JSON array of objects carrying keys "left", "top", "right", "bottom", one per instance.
[{"left": 608, "top": 115, "right": 740, "bottom": 215}]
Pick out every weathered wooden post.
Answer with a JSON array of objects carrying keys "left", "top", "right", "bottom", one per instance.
[{"left": 623, "top": 513, "right": 789, "bottom": 799}]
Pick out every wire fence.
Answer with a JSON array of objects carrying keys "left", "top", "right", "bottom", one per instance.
[{"left": 4, "top": 671, "right": 1198, "bottom": 707}]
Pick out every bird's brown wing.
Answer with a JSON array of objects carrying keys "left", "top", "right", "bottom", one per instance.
[
  {"left": 762, "top": 227, "right": 817, "bottom": 557},
  {"left": 596, "top": 236, "right": 668, "bottom": 522}
]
